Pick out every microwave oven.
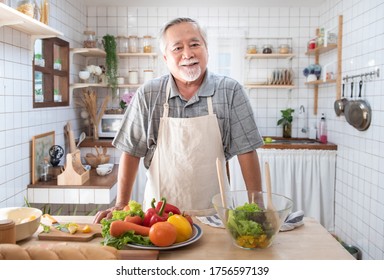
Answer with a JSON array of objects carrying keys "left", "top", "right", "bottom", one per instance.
[{"left": 98, "top": 114, "right": 124, "bottom": 138}]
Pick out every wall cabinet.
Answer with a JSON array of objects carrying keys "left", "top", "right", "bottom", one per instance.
[
  {"left": 244, "top": 37, "right": 295, "bottom": 90},
  {"left": 305, "top": 15, "right": 343, "bottom": 115}
]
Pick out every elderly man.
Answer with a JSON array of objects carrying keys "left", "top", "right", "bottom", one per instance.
[{"left": 94, "top": 17, "right": 263, "bottom": 223}]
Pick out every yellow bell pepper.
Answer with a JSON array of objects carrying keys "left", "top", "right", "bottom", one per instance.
[{"left": 167, "top": 214, "right": 193, "bottom": 243}]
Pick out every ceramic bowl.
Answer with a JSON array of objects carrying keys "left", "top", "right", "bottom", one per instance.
[
  {"left": 306, "top": 74, "right": 318, "bottom": 82},
  {"left": 212, "top": 190, "right": 293, "bottom": 250},
  {"left": 96, "top": 167, "right": 112, "bottom": 176},
  {"left": 79, "top": 70, "right": 90, "bottom": 81},
  {"left": 0, "top": 207, "right": 42, "bottom": 241}
]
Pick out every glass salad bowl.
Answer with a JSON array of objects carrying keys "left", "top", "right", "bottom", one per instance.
[{"left": 212, "top": 190, "right": 293, "bottom": 250}]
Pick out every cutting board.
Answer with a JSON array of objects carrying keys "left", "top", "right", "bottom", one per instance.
[{"left": 38, "top": 223, "right": 102, "bottom": 242}]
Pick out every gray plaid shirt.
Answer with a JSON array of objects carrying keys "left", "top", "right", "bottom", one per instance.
[{"left": 113, "top": 71, "right": 263, "bottom": 168}]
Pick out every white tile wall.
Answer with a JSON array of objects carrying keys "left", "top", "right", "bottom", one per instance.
[{"left": 1, "top": 0, "right": 383, "bottom": 259}]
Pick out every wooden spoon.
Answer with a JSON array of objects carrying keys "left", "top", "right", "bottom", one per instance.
[{"left": 265, "top": 161, "right": 280, "bottom": 231}]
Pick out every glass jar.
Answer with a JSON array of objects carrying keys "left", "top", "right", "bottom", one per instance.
[
  {"left": 262, "top": 44, "right": 273, "bottom": 54},
  {"left": 279, "top": 44, "right": 290, "bottom": 54},
  {"left": 143, "top": 70, "right": 154, "bottom": 82},
  {"left": 83, "top": 31, "right": 96, "bottom": 48},
  {"left": 128, "top": 36, "right": 139, "bottom": 53},
  {"left": 128, "top": 70, "right": 139, "bottom": 84},
  {"left": 116, "top": 36, "right": 128, "bottom": 53},
  {"left": 16, "top": 0, "right": 35, "bottom": 18},
  {"left": 247, "top": 45, "right": 257, "bottom": 54},
  {"left": 143, "top": 36, "right": 153, "bottom": 53}
]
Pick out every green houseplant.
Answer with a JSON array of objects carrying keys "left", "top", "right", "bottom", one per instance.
[
  {"left": 277, "top": 108, "right": 295, "bottom": 138},
  {"left": 102, "top": 34, "right": 118, "bottom": 96}
]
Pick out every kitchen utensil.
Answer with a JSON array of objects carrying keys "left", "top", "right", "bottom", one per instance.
[
  {"left": 334, "top": 82, "right": 347, "bottom": 116},
  {"left": 264, "top": 162, "right": 280, "bottom": 232},
  {"left": 215, "top": 158, "right": 227, "bottom": 209},
  {"left": 346, "top": 79, "right": 372, "bottom": 131},
  {"left": 77, "top": 132, "right": 86, "bottom": 147},
  {"left": 42, "top": 213, "right": 69, "bottom": 232},
  {"left": 344, "top": 79, "right": 355, "bottom": 124}
]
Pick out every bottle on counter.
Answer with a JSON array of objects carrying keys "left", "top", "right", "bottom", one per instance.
[{"left": 318, "top": 113, "right": 327, "bottom": 144}]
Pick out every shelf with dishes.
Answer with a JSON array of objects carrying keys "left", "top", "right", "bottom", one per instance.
[{"left": 244, "top": 37, "right": 295, "bottom": 91}]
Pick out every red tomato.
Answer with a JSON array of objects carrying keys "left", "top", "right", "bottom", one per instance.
[{"left": 149, "top": 222, "right": 177, "bottom": 247}]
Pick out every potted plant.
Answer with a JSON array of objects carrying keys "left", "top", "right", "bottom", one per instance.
[
  {"left": 53, "top": 58, "right": 62, "bottom": 70},
  {"left": 102, "top": 34, "right": 118, "bottom": 96},
  {"left": 277, "top": 108, "right": 295, "bottom": 138}
]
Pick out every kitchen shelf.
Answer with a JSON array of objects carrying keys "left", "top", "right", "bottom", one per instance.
[
  {"left": 305, "top": 15, "right": 343, "bottom": 115},
  {"left": 0, "top": 3, "right": 62, "bottom": 39},
  {"left": 245, "top": 84, "right": 295, "bottom": 89},
  {"left": 118, "top": 52, "right": 158, "bottom": 58},
  {"left": 70, "top": 83, "right": 142, "bottom": 90},
  {"left": 305, "top": 79, "right": 336, "bottom": 85},
  {"left": 245, "top": 53, "right": 295, "bottom": 60},
  {"left": 305, "top": 44, "right": 337, "bottom": 56},
  {"left": 71, "top": 47, "right": 106, "bottom": 57}
]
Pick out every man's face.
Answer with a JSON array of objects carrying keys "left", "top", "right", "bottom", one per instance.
[{"left": 163, "top": 22, "right": 208, "bottom": 84}]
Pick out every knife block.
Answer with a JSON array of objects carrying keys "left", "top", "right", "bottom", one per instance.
[{"left": 57, "top": 151, "right": 90, "bottom": 185}]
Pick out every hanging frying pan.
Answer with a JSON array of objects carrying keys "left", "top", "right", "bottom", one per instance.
[
  {"left": 346, "top": 79, "right": 372, "bottom": 131},
  {"left": 344, "top": 79, "right": 354, "bottom": 124},
  {"left": 334, "top": 82, "right": 347, "bottom": 116}
]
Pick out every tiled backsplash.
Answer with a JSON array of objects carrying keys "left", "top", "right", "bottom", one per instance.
[{"left": 0, "top": 0, "right": 383, "bottom": 259}]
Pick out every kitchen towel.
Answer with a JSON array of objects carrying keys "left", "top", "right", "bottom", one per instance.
[{"left": 196, "top": 210, "right": 305, "bottom": 232}]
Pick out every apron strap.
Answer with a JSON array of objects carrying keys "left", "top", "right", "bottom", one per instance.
[
  {"left": 207, "top": 96, "right": 213, "bottom": 115},
  {"left": 163, "top": 81, "right": 171, "bottom": 118}
]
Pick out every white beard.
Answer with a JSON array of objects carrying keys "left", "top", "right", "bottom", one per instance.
[{"left": 178, "top": 59, "right": 201, "bottom": 82}]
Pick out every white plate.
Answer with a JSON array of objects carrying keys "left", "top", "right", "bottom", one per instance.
[{"left": 126, "top": 224, "right": 203, "bottom": 250}]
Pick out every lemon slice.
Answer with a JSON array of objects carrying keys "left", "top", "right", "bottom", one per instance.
[
  {"left": 67, "top": 223, "right": 78, "bottom": 234},
  {"left": 81, "top": 225, "right": 92, "bottom": 233}
]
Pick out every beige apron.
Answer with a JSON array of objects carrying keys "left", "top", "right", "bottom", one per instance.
[{"left": 143, "top": 81, "right": 229, "bottom": 216}]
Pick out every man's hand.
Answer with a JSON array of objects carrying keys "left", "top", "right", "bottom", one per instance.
[{"left": 93, "top": 203, "right": 126, "bottom": 224}]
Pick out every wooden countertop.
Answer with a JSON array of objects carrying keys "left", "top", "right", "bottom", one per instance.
[
  {"left": 19, "top": 216, "right": 354, "bottom": 260},
  {"left": 28, "top": 165, "right": 118, "bottom": 189},
  {"left": 260, "top": 137, "right": 337, "bottom": 150}
]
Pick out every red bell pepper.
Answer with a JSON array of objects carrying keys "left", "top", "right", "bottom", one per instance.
[
  {"left": 155, "top": 197, "right": 181, "bottom": 215},
  {"left": 142, "top": 198, "right": 158, "bottom": 227},
  {"left": 143, "top": 198, "right": 168, "bottom": 227}
]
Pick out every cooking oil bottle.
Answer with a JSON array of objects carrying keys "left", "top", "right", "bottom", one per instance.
[{"left": 318, "top": 113, "right": 327, "bottom": 144}]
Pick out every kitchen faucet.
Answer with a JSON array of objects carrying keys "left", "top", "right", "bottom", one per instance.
[{"left": 298, "top": 105, "right": 308, "bottom": 134}]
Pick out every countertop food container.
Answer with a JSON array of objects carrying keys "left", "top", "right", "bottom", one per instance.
[
  {"left": 0, "top": 219, "right": 16, "bottom": 244},
  {"left": 143, "top": 36, "right": 153, "bottom": 53},
  {"left": 16, "top": 0, "right": 35, "bottom": 18}
]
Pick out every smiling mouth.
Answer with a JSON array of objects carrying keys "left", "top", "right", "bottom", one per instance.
[{"left": 180, "top": 61, "right": 199, "bottom": 67}]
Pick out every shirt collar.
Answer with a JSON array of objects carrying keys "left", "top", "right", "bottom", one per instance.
[{"left": 168, "top": 71, "right": 215, "bottom": 100}]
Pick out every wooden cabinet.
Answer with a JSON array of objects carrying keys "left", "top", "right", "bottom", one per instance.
[
  {"left": 244, "top": 37, "right": 295, "bottom": 90},
  {"left": 33, "top": 37, "right": 70, "bottom": 107},
  {"left": 305, "top": 15, "right": 343, "bottom": 115}
]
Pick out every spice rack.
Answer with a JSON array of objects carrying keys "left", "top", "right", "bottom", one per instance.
[
  {"left": 244, "top": 37, "right": 295, "bottom": 90},
  {"left": 304, "top": 15, "right": 343, "bottom": 115}
]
